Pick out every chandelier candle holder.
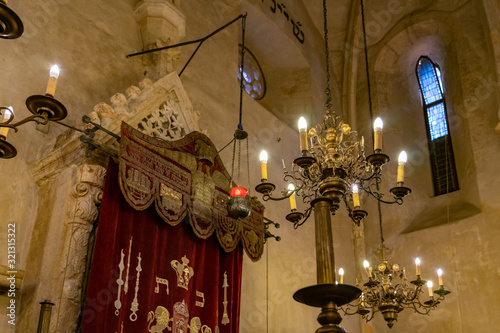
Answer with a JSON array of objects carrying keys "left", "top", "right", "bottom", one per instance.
[
  {"left": 0, "top": 65, "right": 68, "bottom": 159},
  {"left": 340, "top": 249, "right": 451, "bottom": 328},
  {"left": 0, "top": 0, "right": 24, "bottom": 39}
]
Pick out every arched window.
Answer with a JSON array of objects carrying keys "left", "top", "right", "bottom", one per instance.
[{"left": 416, "top": 56, "right": 459, "bottom": 196}]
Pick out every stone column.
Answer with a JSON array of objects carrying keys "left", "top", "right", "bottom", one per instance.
[
  {"left": 17, "top": 130, "right": 107, "bottom": 333},
  {"left": 52, "top": 164, "right": 106, "bottom": 333}
]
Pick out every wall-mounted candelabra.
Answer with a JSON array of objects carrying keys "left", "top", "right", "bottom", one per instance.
[
  {"left": 0, "top": 0, "right": 23, "bottom": 39},
  {"left": 0, "top": 65, "right": 67, "bottom": 158}
]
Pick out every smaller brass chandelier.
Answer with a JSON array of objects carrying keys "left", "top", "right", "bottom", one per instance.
[
  {"left": 341, "top": 244, "right": 451, "bottom": 328},
  {"left": 0, "top": 65, "right": 68, "bottom": 159},
  {"left": 0, "top": 0, "right": 23, "bottom": 39}
]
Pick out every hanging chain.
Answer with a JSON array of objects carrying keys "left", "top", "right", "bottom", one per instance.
[
  {"left": 323, "top": 0, "right": 333, "bottom": 110},
  {"left": 237, "top": 139, "right": 242, "bottom": 180},
  {"left": 361, "top": 0, "right": 374, "bottom": 126},
  {"left": 239, "top": 16, "right": 246, "bottom": 126},
  {"left": 230, "top": 139, "right": 237, "bottom": 188},
  {"left": 246, "top": 137, "right": 251, "bottom": 195},
  {"left": 360, "top": 0, "right": 385, "bottom": 246}
]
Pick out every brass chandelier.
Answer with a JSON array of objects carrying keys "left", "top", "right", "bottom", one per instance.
[
  {"left": 253, "top": 0, "right": 452, "bottom": 330},
  {"left": 253, "top": 0, "right": 413, "bottom": 331},
  {"left": 341, "top": 243, "right": 451, "bottom": 328}
]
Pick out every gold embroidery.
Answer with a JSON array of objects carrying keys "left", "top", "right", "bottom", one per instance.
[
  {"left": 171, "top": 256, "right": 194, "bottom": 291},
  {"left": 189, "top": 317, "right": 212, "bottom": 333},
  {"left": 130, "top": 252, "right": 142, "bottom": 322},
  {"left": 124, "top": 237, "right": 133, "bottom": 294},
  {"left": 148, "top": 306, "right": 173, "bottom": 333},
  {"left": 114, "top": 249, "right": 125, "bottom": 316},
  {"left": 195, "top": 291, "right": 205, "bottom": 307},
  {"left": 194, "top": 139, "right": 217, "bottom": 166},
  {"left": 192, "top": 170, "right": 214, "bottom": 208},
  {"left": 221, "top": 272, "right": 229, "bottom": 325},
  {"left": 125, "top": 167, "right": 151, "bottom": 193},
  {"left": 160, "top": 183, "right": 183, "bottom": 211},
  {"left": 155, "top": 276, "right": 170, "bottom": 294}
]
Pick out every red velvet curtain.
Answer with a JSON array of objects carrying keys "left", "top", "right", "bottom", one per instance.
[{"left": 82, "top": 161, "right": 242, "bottom": 333}]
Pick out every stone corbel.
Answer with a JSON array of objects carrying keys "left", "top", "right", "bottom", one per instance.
[{"left": 134, "top": 0, "right": 186, "bottom": 78}]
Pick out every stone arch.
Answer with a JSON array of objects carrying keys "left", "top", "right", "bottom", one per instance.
[{"left": 370, "top": 17, "right": 481, "bottom": 233}]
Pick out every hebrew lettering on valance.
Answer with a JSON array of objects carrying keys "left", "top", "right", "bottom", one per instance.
[{"left": 119, "top": 122, "right": 266, "bottom": 261}]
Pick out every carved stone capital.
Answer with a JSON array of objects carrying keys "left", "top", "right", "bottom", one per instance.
[
  {"left": 72, "top": 164, "right": 107, "bottom": 225},
  {"left": 135, "top": 0, "right": 185, "bottom": 46}
]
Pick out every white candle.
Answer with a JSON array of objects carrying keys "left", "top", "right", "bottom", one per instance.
[
  {"left": 427, "top": 280, "right": 434, "bottom": 297},
  {"left": 415, "top": 257, "right": 421, "bottom": 276},
  {"left": 0, "top": 106, "right": 13, "bottom": 139},
  {"left": 259, "top": 150, "right": 268, "bottom": 181},
  {"left": 46, "top": 65, "right": 60, "bottom": 97},
  {"left": 298, "top": 116, "right": 308, "bottom": 151},
  {"left": 397, "top": 151, "right": 407, "bottom": 183},
  {"left": 363, "top": 260, "right": 370, "bottom": 278},
  {"left": 437, "top": 268, "right": 444, "bottom": 286},
  {"left": 287, "top": 183, "right": 297, "bottom": 211},
  {"left": 339, "top": 268, "right": 344, "bottom": 284},
  {"left": 373, "top": 117, "right": 383, "bottom": 151},
  {"left": 352, "top": 184, "right": 360, "bottom": 208}
]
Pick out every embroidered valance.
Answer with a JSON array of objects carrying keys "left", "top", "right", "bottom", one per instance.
[{"left": 119, "top": 122, "right": 265, "bottom": 261}]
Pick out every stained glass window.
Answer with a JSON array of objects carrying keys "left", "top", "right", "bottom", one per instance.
[
  {"left": 417, "top": 57, "right": 448, "bottom": 140},
  {"left": 237, "top": 46, "right": 266, "bottom": 100},
  {"left": 416, "top": 56, "right": 459, "bottom": 196}
]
